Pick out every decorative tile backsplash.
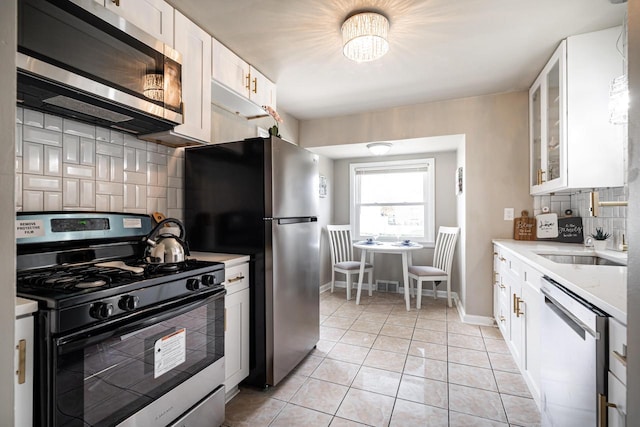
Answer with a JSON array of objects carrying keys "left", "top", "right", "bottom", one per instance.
[
  {"left": 534, "top": 187, "right": 628, "bottom": 250},
  {"left": 15, "top": 107, "right": 185, "bottom": 221}
]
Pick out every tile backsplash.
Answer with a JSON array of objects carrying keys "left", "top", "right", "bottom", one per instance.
[
  {"left": 534, "top": 187, "right": 628, "bottom": 250},
  {"left": 15, "top": 107, "right": 185, "bottom": 220}
]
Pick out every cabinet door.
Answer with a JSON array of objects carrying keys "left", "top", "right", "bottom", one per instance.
[
  {"left": 174, "top": 12, "right": 211, "bottom": 143},
  {"left": 492, "top": 247, "right": 501, "bottom": 321},
  {"left": 249, "top": 66, "right": 276, "bottom": 109},
  {"left": 507, "top": 274, "right": 523, "bottom": 366},
  {"left": 15, "top": 315, "right": 34, "bottom": 427},
  {"left": 105, "top": 0, "right": 174, "bottom": 46},
  {"left": 212, "top": 39, "right": 250, "bottom": 98},
  {"left": 608, "top": 372, "right": 627, "bottom": 427},
  {"left": 530, "top": 41, "right": 567, "bottom": 195},
  {"left": 522, "top": 267, "right": 542, "bottom": 399},
  {"left": 224, "top": 288, "right": 250, "bottom": 392}
]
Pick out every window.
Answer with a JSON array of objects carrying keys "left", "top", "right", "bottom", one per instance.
[{"left": 350, "top": 158, "right": 435, "bottom": 243}]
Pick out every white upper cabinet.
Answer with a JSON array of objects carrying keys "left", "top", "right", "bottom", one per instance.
[
  {"left": 530, "top": 26, "right": 624, "bottom": 195},
  {"left": 97, "top": 0, "right": 174, "bottom": 46},
  {"left": 212, "top": 40, "right": 251, "bottom": 97},
  {"left": 211, "top": 38, "right": 277, "bottom": 118},
  {"left": 249, "top": 66, "right": 277, "bottom": 110}
]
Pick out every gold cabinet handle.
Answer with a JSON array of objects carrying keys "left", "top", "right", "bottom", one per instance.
[
  {"left": 516, "top": 297, "right": 524, "bottom": 317},
  {"left": 598, "top": 393, "right": 619, "bottom": 427},
  {"left": 112, "top": 0, "right": 120, "bottom": 5},
  {"left": 612, "top": 350, "right": 627, "bottom": 366},
  {"left": 499, "top": 256, "right": 506, "bottom": 262},
  {"left": 499, "top": 280, "right": 506, "bottom": 289},
  {"left": 493, "top": 252, "right": 498, "bottom": 256},
  {"left": 252, "top": 77, "right": 258, "bottom": 94},
  {"left": 16, "top": 339, "right": 26, "bottom": 385},
  {"left": 245, "top": 74, "right": 251, "bottom": 91},
  {"left": 513, "top": 293, "right": 517, "bottom": 314},
  {"left": 493, "top": 272, "right": 499, "bottom": 284},
  {"left": 227, "top": 275, "right": 245, "bottom": 283}
]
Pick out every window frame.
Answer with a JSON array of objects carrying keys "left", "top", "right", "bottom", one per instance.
[{"left": 349, "top": 158, "right": 435, "bottom": 244}]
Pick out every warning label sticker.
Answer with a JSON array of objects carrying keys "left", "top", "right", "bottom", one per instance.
[
  {"left": 16, "top": 220, "right": 45, "bottom": 238},
  {"left": 123, "top": 218, "right": 142, "bottom": 229},
  {"left": 154, "top": 328, "right": 186, "bottom": 379}
]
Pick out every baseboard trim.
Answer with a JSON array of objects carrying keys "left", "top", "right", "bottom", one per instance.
[{"left": 453, "top": 295, "right": 495, "bottom": 326}]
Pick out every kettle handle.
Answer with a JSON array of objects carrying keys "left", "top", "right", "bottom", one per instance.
[{"left": 147, "top": 218, "right": 185, "bottom": 241}]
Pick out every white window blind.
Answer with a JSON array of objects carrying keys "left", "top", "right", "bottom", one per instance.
[{"left": 350, "top": 159, "right": 435, "bottom": 242}]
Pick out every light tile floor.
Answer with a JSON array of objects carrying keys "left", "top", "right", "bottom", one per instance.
[{"left": 223, "top": 289, "right": 541, "bottom": 427}]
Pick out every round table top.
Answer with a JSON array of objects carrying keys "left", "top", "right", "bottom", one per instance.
[{"left": 353, "top": 241, "right": 424, "bottom": 252}]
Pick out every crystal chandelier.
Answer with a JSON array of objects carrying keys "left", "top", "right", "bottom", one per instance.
[{"left": 341, "top": 12, "right": 390, "bottom": 63}]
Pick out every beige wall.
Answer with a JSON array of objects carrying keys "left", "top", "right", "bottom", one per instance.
[
  {"left": 330, "top": 151, "right": 459, "bottom": 293},
  {"left": 300, "top": 92, "right": 532, "bottom": 318},
  {"left": 1, "top": 0, "right": 16, "bottom": 421}
]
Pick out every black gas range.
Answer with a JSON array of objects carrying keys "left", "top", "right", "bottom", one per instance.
[{"left": 17, "top": 212, "right": 227, "bottom": 427}]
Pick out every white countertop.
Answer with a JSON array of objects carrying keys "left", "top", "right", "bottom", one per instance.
[
  {"left": 189, "top": 252, "right": 250, "bottom": 267},
  {"left": 16, "top": 297, "right": 38, "bottom": 317},
  {"left": 493, "top": 240, "right": 627, "bottom": 324}
]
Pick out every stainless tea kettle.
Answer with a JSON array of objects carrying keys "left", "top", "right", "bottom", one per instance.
[{"left": 144, "top": 218, "right": 190, "bottom": 264}]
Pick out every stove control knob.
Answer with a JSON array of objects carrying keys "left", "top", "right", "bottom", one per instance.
[
  {"left": 201, "top": 274, "right": 215, "bottom": 286},
  {"left": 119, "top": 295, "right": 140, "bottom": 311},
  {"left": 186, "top": 278, "right": 200, "bottom": 291},
  {"left": 90, "top": 302, "right": 114, "bottom": 320}
]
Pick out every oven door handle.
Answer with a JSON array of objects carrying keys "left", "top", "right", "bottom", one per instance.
[{"left": 57, "top": 288, "right": 224, "bottom": 352}]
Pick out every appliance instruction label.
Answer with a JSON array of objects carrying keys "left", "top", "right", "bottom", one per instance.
[
  {"left": 16, "top": 219, "right": 45, "bottom": 238},
  {"left": 154, "top": 328, "right": 186, "bottom": 378},
  {"left": 123, "top": 218, "right": 142, "bottom": 228}
]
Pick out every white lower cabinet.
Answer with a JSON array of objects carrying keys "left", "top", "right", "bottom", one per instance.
[
  {"left": 224, "top": 262, "right": 250, "bottom": 401},
  {"left": 493, "top": 244, "right": 542, "bottom": 404},
  {"left": 607, "top": 318, "right": 627, "bottom": 426},
  {"left": 15, "top": 309, "right": 35, "bottom": 427}
]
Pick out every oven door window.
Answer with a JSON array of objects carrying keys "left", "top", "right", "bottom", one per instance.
[{"left": 53, "top": 292, "right": 223, "bottom": 426}]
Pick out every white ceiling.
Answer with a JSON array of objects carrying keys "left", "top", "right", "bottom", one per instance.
[{"left": 167, "top": 0, "right": 625, "bottom": 157}]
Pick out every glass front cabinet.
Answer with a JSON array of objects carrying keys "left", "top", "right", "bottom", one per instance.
[{"left": 529, "top": 27, "right": 624, "bottom": 195}]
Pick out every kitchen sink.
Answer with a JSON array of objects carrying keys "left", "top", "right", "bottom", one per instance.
[{"left": 537, "top": 253, "right": 626, "bottom": 267}]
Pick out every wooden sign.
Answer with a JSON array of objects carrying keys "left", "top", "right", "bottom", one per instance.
[
  {"left": 552, "top": 217, "right": 584, "bottom": 243},
  {"left": 514, "top": 210, "right": 536, "bottom": 241}
]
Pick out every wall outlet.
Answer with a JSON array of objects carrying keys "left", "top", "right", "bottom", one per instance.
[{"left": 504, "top": 208, "right": 515, "bottom": 221}]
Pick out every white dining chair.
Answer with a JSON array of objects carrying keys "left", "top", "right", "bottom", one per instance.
[
  {"left": 408, "top": 226, "right": 460, "bottom": 308},
  {"left": 327, "top": 225, "right": 373, "bottom": 301}
]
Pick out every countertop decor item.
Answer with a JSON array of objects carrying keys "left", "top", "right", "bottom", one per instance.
[
  {"left": 514, "top": 210, "right": 536, "bottom": 241},
  {"left": 536, "top": 212, "right": 559, "bottom": 239},
  {"left": 590, "top": 227, "right": 610, "bottom": 250}
]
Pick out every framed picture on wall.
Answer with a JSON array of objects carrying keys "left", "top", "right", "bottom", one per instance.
[
  {"left": 456, "top": 167, "right": 463, "bottom": 195},
  {"left": 319, "top": 175, "right": 327, "bottom": 198}
]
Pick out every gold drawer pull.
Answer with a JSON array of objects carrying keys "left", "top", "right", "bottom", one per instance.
[
  {"left": 499, "top": 256, "right": 506, "bottom": 262},
  {"left": 499, "top": 316, "right": 506, "bottom": 323},
  {"left": 227, "top": 275, "right": 245, "bottom": 283},
  {"left": 112, "top": 0, "right": 120, "bottom": 5},
  {"left": 16, "top": 339, "right": 26, "bottom": 384},
  {"left": 612, "top": 350, "right": 627, "bottom": 366}
]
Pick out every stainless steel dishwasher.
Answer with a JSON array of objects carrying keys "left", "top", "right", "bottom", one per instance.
[{"left": 540, "top": 276, "right": 609, "bottom": 427}]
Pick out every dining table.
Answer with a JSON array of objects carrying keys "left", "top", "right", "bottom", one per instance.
[{"left": 352, "top": 240, "right": 424, "bottom": 311}]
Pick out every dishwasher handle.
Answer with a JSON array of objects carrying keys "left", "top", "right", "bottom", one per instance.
[{"left": 541, "top": 286, "right": 598, "bottom": 339}]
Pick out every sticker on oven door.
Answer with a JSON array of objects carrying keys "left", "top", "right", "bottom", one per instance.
[
  {"left": 16, "top": 219, "right": 45, "bottom": 238},
  {"left": 154, "top": 328, "right": 186, "bottom": 378},
  {"left": 123, "top": 218, "right": 142, "bottom": 229}
]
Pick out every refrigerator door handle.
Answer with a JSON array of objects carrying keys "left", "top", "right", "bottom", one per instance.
[{"left": 272, "top": 217, "right": 318, "bottom": 225}]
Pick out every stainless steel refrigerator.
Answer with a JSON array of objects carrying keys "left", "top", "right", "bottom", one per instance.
[{"left": 185, "top": 136, "right": 320, "bottom": 388}]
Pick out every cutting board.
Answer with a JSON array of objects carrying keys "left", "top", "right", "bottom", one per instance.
[
  {"left": 536, "top": 213, "right": 559, "bottom": 239},
  {"left": 513, "top": 210, "right": 536, "bottom": 241}
]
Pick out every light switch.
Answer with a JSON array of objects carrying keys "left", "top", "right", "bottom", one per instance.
[{"left": 504, "top": 208, "right": 514, "bottom": 221}]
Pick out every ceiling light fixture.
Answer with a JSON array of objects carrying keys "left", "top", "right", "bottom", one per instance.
[
  {"left": 342, "top": 12, "right": 390, "bottom": 63},
  {"left": 367, "top": 142, "right": 392, "bottom": 155}
]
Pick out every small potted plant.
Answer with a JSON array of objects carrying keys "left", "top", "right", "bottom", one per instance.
[{"left": 590, "top": 227, "right": 611, "bottom": 251}]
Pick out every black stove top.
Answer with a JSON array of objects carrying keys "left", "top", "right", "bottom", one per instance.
[{"left": 16, "top": 212, "right": 226, "bottom": 334}]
